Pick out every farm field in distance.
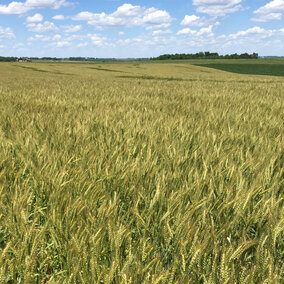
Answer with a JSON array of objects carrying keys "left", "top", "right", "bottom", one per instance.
[
  {"left": 0, "top": 61, "right": 283, "bottom": 283},
  {"left": 189, "top": 59, "right": 284, "bottom": 77}
]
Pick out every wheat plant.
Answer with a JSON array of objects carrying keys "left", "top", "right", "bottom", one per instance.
[{"left": 0, "top": 62, "right": 283, "bottom": 283}]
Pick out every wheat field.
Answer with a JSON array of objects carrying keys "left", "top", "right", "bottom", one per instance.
[{"left": 0, "top": 62, "right": 283, "bottom": 283}]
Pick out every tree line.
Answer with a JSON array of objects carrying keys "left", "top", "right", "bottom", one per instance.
[
  {"left": 0, "top": 57, "right": 18, "bottom": 62},
  {"left": 0, "top": 57, "right": 149, "bottom": 62},
  {"left": 151, "top": 52, "right": 259, "bottom": 60},
  {"left": 0, "top": 53, "right": 259, "bottom": 62}
]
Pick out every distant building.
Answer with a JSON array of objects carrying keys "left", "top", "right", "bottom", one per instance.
[{"left": 17, "top": 57, "right": 30, "bottom": 62}]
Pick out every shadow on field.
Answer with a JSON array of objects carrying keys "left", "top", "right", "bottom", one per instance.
[
  {"left": 118, "top": 75, "right": 283, "bottom": 84},
  {"left": 117, "top": 75, "right": 197, "bottom": 82},
  {"left": 176, "top": 65, "right": 211, "bottom": 73},
  {"left": 87, "top": 67, "right": 129, "bottom": 73},
  {"left": 14, "top": 65, "right": 74, "bottom": 76}
]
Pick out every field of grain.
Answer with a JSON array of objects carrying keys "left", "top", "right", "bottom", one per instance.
[{"left": 0, "top": 61, "right": 283, "bottom": 283}]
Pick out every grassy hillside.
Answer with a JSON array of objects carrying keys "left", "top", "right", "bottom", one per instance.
[{"left": 0, "top": 62, "right": 283, "bottom": 283}]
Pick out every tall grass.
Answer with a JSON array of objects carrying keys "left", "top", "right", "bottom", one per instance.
[{"left": 0, "top": 62, "right": 283, "bottom": 283}]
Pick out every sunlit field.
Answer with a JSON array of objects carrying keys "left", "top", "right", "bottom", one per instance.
[{"left": 0, "top": 61, "right": 283, "bottom": 283}]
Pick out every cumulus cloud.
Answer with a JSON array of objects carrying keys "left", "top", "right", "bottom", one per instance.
[
  {"left": 181, "top": 15, "right": 202, "bottom": 26},
  {"left": 216, "top": 26, "right": 284, "bottom": 54},
  {"left": 0, "top": 26, "right": 15, "bottom": 38},
  {"left": 52, "top": 14, "right": 65, "bottom": 20},
  {"left": 28, "top": 35, "right": 70, "bottom": 47},
  {"left": 53, "top": 34, "right": 61, "bottom": 40},
  {"left": 55, "top": 40, "right": 71, "bottom": 47},
  {"left": 252, "top": 0, "right": 284, "bottom": 22},
  {"left": 117, "top": 37, "right": 144, "bottom": 45},
  {"left": 0, "top": 0, "right": 72, "bottom": 15},
  {"left": 181, "top": 14, "right": 220, "bottom": 28},
  {"left": 26, "top": 13, "right": 43, "bottom": 22},
  {"left": 77, "top": 42, "right": 88, "bottom": 47},
  {"left": 64, "top": 34, "right": 85, "bottom": 41},
  {"left": 26, "top": 21, "right": 82, "bottom": 34},
  {"left": 193, "top": 0, "right": 243, "bottom": 16},
  {"left": 176, "top": 25, "right": 284, "bottom": 53},
  {"left": 62, "top": 25, "right": 82, "bottom": 33},
  {"left": 152, "top": 29, "right": 172, "bottom": 36},
  {"left": 116, "top": 33, "right": 176, "bottom": 49},
  {"left": 173, "top": 25, "right": 284, "bottom": 56},
  {"left": 228, "top": 26, "right": 276, "bottom": 39},
  {"left": 28, "top": 34, "right": 50, "bottom": 41},
  {"left": 73, "top": 3, "right": 173, "bottom": 29},
  {"left": 28, "top": 33, "right": 89, "bottom": 48},
  {"left": 252, "top": 13, "right": 282, "bottom": 22},
  {"left": 177, "top": 25, "right": 214, "bottom": 36},
  {"left": 26, "top": 21, "right": 58, "bottom": 32},
  {"left": 28, "top": 33, "right": 62, "bottom": 41},
  {"left": 87, "top": 34, "right": 106, "bottom": 46}
]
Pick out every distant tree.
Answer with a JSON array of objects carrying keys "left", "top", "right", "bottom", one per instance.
[{"left": 151, "top": 52, "right": 259, "bottom": 61}]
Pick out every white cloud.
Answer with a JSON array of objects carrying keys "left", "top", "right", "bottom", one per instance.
[
  {"left": 73, "top": 12, "right": 94, "bottom": 21},
  {"left": 252, "top": 0, "right": 284, "bottom": 22},
  {"left": 252, "top": 13, "right": 282, "bottom": 22},
  {"left": 26, "top": 13, "right": 43, "bottom": 22},
  {"left": 28, "top": 33, "right": 63, "bottom": 41},
  {"left": 28, "top": 34, "right": 51, "bottom": 41},
  {"left": 199, "top": 25, "right": 214, "bottom": 35},
  {"left": 27, "top": 32, "right": 107, "bottom": 50},
  {"left": 216, "top": 27, "right": 284, "bottom": 54},
  {"left": 151, "top": 35, "right": 176, "bottom": 47},
  {"left": 62, "top": 25, "right": 82, "bottom": 33},
  {"left": 56, "top": 40, "right": 71, "bottom": 47},
  {"left": 177, "top": 28, "right": 196, "bottom": 35},
  {"left": 87, "top": 34, "right": 106, "bottom": 46},
  {"left": 175, "top": 25, "right": 284, "bottom": 54},
  {"left": 0, "top": 45, "right": 4, "bottom": 48},
  {"left": 52, "top": 14, "right": 65, "bottom": 20},
  {"left": 0, "top": 26, "right": 15, "bottom": 39},
  {"left": 181, "top": 15, "right": 201, "bottom": 26},
  {"left": 116, "top": 33, "right": 177, "bottom": 49},
  {"left": 228, "top": 26, "right": 274, "bottom": 39},
  {"left": 180, "top": 14, "right": 220, "bottom": 28},
  {"left": 0, "top": 2, "right": 29, "bottom": 15},
  {"left": 73, "top": 3, "right": 173, "bottom": 29},
  {"left": 26, "top": 21, "right": 58, "bottom": 32},
  {"left": 65, "top": 34, "right": 85, "bottom": 41},
  {"left": 117, "top": 37, "right": 143, "bottom": 45},
  {"left": 0, "top": 0, "right": 71, "bottom": 15},
  {"left": 28, "top": 33, "right": 90, "bottom": 47},
  {"left": 29, "top": 35, "right": 73, "bottom": 47},
  {"left": 113, "top": 3, "right": 142, "bottom": 17},
  {"left": 53, "top": 34, "right": 61, "bottom": 40},
  {"left": 77, "top": 42, "right": 88, "bottom": 47},
  {"left": 177, "top": 25, "right": 214, "bottom": 36},
  {"left": 152, "top": 29, "right": 172, "bottom": 36},
  {"left": 142, "top": 8, "right": 172, "bottom": 28},
  {"left": 118, "top": 31, "right": 124, "bottom": 36},
  {"left": 193, "top": 0, "right": 243, "bottom": 16},
  {"left": 26, "top": 0, "right": 70, "bottom": 9}
]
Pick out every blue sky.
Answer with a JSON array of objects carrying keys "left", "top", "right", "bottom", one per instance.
[{"left": 0, "top": 0, "right": 283, "bottom": 57}]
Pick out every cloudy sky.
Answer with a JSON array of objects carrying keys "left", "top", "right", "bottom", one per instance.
[{"left": 0, "top": 0, "right": 283, "bottom": 57}]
